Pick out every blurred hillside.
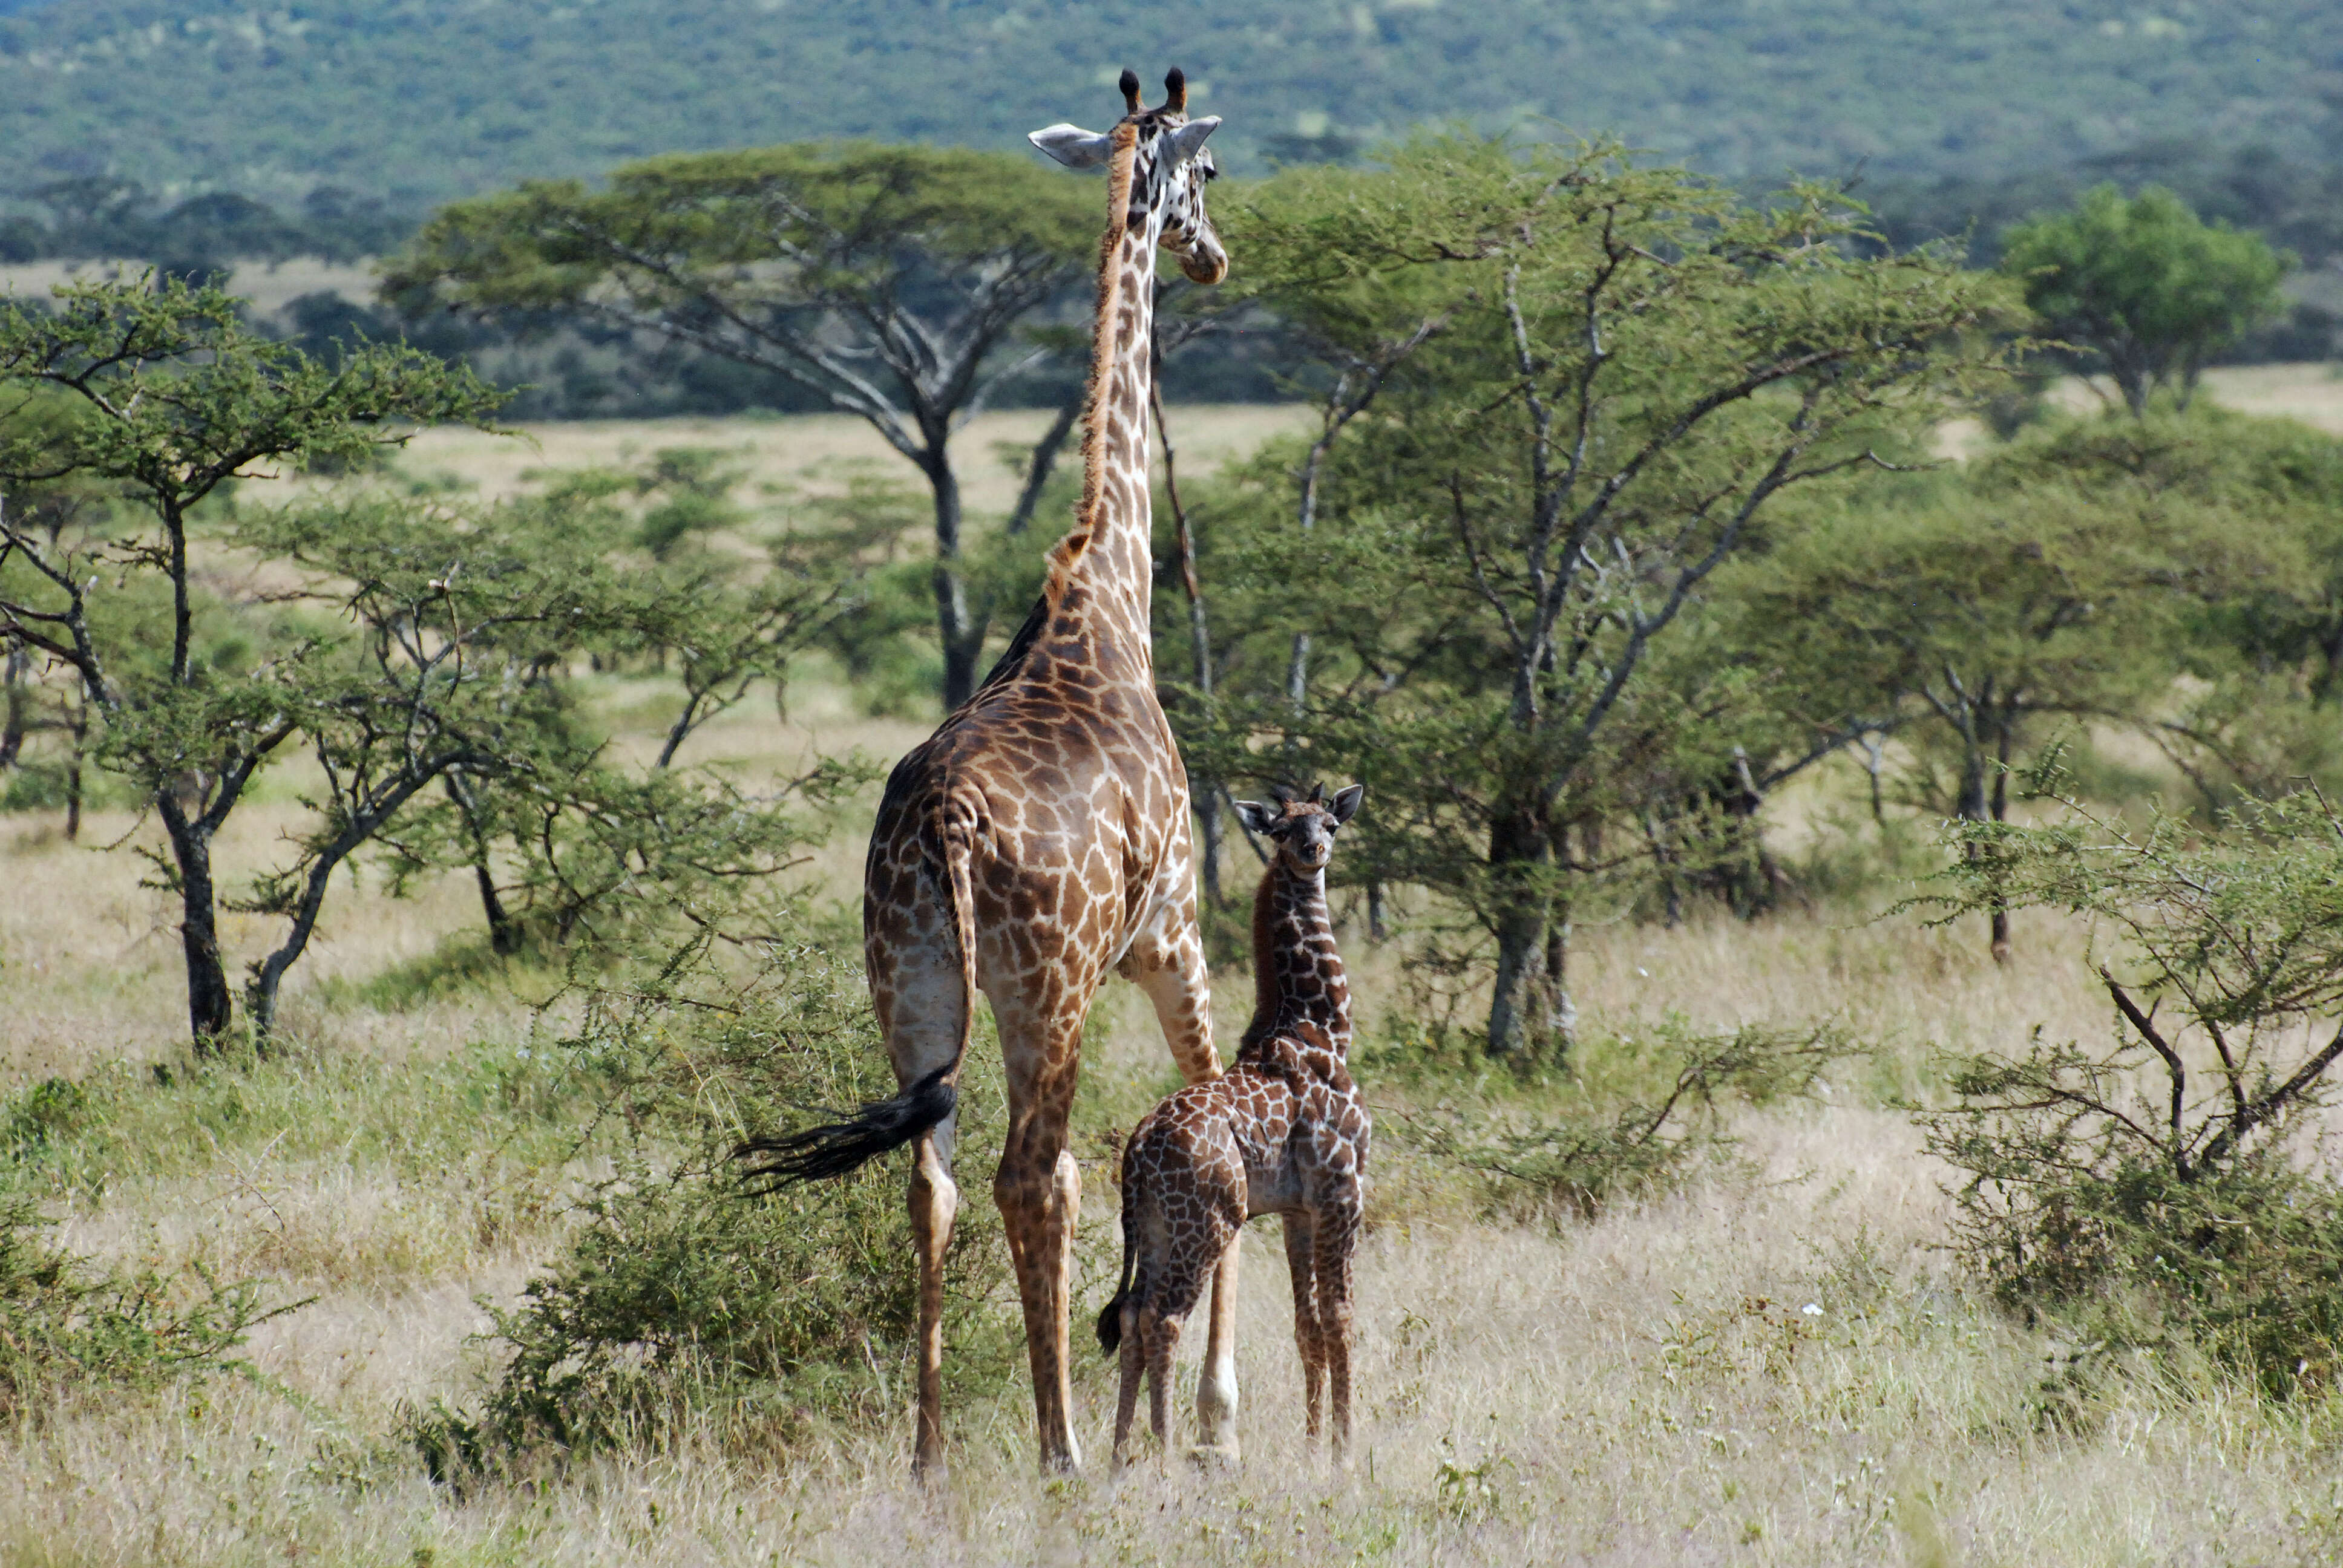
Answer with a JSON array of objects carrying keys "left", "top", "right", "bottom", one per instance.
[{"left": 0, "top": 0, "right": 2330, "bottom": 202}]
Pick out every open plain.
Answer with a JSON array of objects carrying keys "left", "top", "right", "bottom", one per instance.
[{"left": 2, "top": 404, "right": 2340, "bottom": 1567}]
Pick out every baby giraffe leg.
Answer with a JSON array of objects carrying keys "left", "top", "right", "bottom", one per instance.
[
  {"left": 1282, "top": 1213, "right": 1326, "bottom": 1439},
  {"left": 1111, "top": 1298, "right": 1145, "bottom": 1470},
  {"left": 1314, "top": 1201, "right": 1362, "bottom": 1460},
  {"left": 1144, "top": 1307, "right": 1183, "bottom": 1465}
]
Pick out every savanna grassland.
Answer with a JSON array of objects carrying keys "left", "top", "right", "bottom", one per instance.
[{"left": 4, "top": 402, "right": 2343, "bottom": 1568}]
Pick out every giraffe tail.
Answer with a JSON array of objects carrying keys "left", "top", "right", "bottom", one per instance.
[
  {"left": 1096, "top": 1140, "right": 1140, "bottom": 1355},
  {"left": 736, "top": 814, "right": 978, "bottom": 1191}
]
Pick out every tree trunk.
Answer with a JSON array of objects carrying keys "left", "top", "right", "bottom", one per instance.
[
  {"left": 1532, "top": 909, "right": 1576, "bottom": 1056},
  {"left": 447, "top": 779, "right": 522, "bottom": 956},
  {"left": 1152, "top": 382, "right": 1225, "bottom": 906},
  {"left": 1860, "top": 730, "right": 1887, "bottom": 826},
  {"left": 1988, "top": 709, "right": 2014, "bottom": 964},
  {"left": 1006, "top": 392, "right": 1084, "bottom": 538},
  {"left": 1723, "top": 746, "right": 1780, "bottom": 920},
  {"left": 1366, "top": 882, "right": 1387, "bottom": 944},
  {"left": 926, "top": 454, "right": 980, "bottom": 712},
  {"left": 0, "top": 639, "right": 25, "bottom": 771},
  {"left": 63, "top": 690, "right": 87, "bottom": 841},
  {"left": 1643, "top": 808, "right": 1684, "bottom": 927},
  {"left": 1484, "top": 805, "right": 1552, "bottom": 1059},
  {"left": 158, "top": 798, "right": 233, "bottom": 1049},
  {"left": 1951, "top": 691, "right": 2008, "bottom": 965}
]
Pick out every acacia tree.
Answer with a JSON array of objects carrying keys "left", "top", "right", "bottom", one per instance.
[
  {"left": 1733, "top": 489, "right": 2192, "bottom": 959},
  {"left": 362, "top": 461, "right": 895, "bottom": 958},
  {"left": 1194, "top": 136, "right": 2009, "bottom": 1057},
  {"left": 1917, "top": 783, "right": 2343, "bottom": 1390},
  {"left": 0, "top": 277, "right": 504, "bottom": 1046},
  {"left": 2002, "top": 185, "right": 2290, "bottom": 417},
  {"left": 385, "top": 143, "right": 1098, "bottom": 709},
  {"left": 254, "top": 491, "right": 864, "bottom": 977}
]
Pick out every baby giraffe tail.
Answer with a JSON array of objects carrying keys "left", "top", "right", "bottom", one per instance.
[{"left": 1096, "top": 1143, "right": 1141, "bottom": 1354}]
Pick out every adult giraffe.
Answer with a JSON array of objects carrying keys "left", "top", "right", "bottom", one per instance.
[{"left": 739, "top": 68, "right": 1234, "bottom": 1477}]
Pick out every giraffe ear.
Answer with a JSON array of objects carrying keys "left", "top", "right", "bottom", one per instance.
[
  {"left": 1234, "top": 800, "right": 1280, "bottom": 837},
  {"left": 1329, "top": 784, "right": 1365, "bottom": 825},
  {"left": 1163, "top": 116, "right": 1221, "bottom": 168},
  {"left": 1029, "top": 124, "right": 1115, "bottom": 169}
]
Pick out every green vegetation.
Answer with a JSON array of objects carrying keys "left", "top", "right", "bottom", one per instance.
[
  {"left": 1185, "top": 134, "right": 2009, "bottom": 1054},
  {"left": 7, "top": 129, "right": 2343, "bottom": 1555},
  {"left": 0, "top": 276, "right": 876, "bottom": 1045},
  {"left": 0, "top": 276, "right": 505, "bottom": 1044},
  {"left": 2002, "top": 185, "right": 2292, "bottom": 414},
  {"left": 410, "top": 944, "right": 1026, "bottom": 1471},
  {"left": 0, "top": 1191, "right": 292, "bottom": 1413},
  {"left": 0, "top": 0, "right": 2327, "bottom": 200},
  {"left": 1918, "top": 782, "right": 2343, "bottom": 1395},
  {"left": 388, "top": 143, "right": 1099, "bottom": 708}
]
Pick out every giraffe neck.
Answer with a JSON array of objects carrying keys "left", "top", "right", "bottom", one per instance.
[
  {"left": 1245, "top": 858, "right": 1350, "bottom": 1056},
  {"left": 1047, "top": 127, "right": 1164, "bottom": 624}
]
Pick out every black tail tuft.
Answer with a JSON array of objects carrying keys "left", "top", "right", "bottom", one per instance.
[
  {"left": 1096, "top": 1295, "right": 1125, "bottom": 1355},
  {"left": 734, "top": 1065, "right": 955, "bottom": 1191}
]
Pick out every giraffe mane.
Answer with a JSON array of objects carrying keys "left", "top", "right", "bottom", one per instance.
[{"left": 1043, "top": 119, "right": 1141, "bottom": 604}]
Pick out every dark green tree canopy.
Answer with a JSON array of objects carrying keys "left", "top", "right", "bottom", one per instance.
[{"left": 2001, "top": 185, "right": 2291, "bottom": 417}]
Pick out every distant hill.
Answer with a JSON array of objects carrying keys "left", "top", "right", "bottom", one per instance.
[{"left": 0, "top": 0, "right": 2333, "bottom": 204}]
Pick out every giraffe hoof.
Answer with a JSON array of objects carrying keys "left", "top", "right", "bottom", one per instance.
[{"left": 1185, "top": 1442, "right": 1242, "bottom": 1471}]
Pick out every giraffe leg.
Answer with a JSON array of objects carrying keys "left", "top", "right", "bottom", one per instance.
[
  {"left": 1144, "top": 1305, "right": 1182, "bottom": 1469},
  {"left": 867, "top": 907, "right": 969, "bottom": 1480},
  {"left": 1314, "top": 1199, "right": 1362, "bottom": 1463},
  {"left": 1124, "top": 915, "right": 1221, "bottom": 1086},
  {"left": 908, "top": 1126, "right": 959, "bottom": 1477},
  {"left": 1123, "top": 924, "right": 1242, "bottom": 1460},
  {"left": 1283, "top": 1212, "right": 1326, "bottom": 1442},
  {"left": 1112, "top": 1291, "right": 1145, "bottom": 1470},
  {"left": 992, "top": 1011, "right": 1086, "bottom": 1472}
]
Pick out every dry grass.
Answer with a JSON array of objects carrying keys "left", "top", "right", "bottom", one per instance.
[
  {"left": 2, "top": 405, "right": 2340, "bottom": 1565},
  {"left": 1937, "top": 361, "right": 2343, "bottom": 457},
  {"left": 385, "top": 402, "right": 1314, "bottom": 514},
  {"left": 7, "top": 751, "right": 2338, "bottom": 1566}
]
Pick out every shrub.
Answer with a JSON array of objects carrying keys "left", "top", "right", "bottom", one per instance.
[
  {"left": 415, "top": 942, "right": 1020, "bottom": 1471},
  {"left": 1400, "top": 1018, "right": 1859, "bottom": 1221},
  {"left": 0, "top": 1192, "right": 294, "bottom": 1413},
  {"left": 1916, "top": 781, "right": 2343, "bottom": 1394}
]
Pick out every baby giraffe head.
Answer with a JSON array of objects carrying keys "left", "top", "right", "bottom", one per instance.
[{"left": 1234, "top": 782, "right": 1365, "bottom": 876}]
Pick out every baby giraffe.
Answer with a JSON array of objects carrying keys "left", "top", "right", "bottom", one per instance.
[{"left": 1098, "top": 782, "right": 1371, "bottom": 1466}]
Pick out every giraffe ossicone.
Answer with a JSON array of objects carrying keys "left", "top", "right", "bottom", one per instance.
[
  {"left": 735, "top": 66, "right": 1232, "bottom": 1478},
  {"left": 1100, "top": 783, "right": 1372, "bottom": 1468}
]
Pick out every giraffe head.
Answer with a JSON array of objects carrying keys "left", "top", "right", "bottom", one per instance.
[
  {"left": 1027, "top": 67, "right": 1228, "bottom": 284},
  {"left": 1235, "top": 782, "right": 1365, "bottom": 875}
]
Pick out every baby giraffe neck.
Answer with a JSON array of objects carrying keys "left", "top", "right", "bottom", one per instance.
[{"left": 1245, "top": 857, "right": 1350, "bottom": 1056}]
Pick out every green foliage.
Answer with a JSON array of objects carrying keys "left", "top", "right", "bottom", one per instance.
[
  {"left": 0, "top": 1191, "right": 292, "bottom": 1413},
  {"left": 1397, "top": 1018, "right": 1859, "bottom": 1221},
  {"left": 0, "top": 275, "right": 508, "bottom": 1042},
  {"left": 0, "top": 0, "right": 2327, "bottom": 200},
  {"left": 326, "top": 454, "right": 894, "bottom": 962},
  {"left": 1915, "top": 785, "right": 2343, "bottom": 1393},
  {"left": 1188, "top": 134, "right": 2010, "bottom": 1054},
  {"left": 418, "top": 945, "right": 1018, "bottom": 1469},
  {"left": 2003, "top": 186, "right": 2292, "bottom": 416},
  {"left": 391, "top": 139, "right": 1096, "bottom": 708}
]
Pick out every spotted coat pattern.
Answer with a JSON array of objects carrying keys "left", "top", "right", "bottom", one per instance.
[
  {"left": 861, "top": 70, "right": 1231, "bottom": 1477},
  {"left": 1107, "top": 790, "right": 1372, "bottom": 1465}
]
